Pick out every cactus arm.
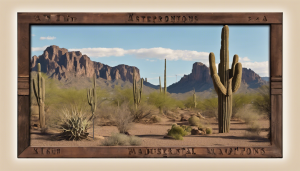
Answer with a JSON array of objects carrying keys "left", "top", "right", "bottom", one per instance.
[
  {"left": 32, "top": 79, "right": 39, "bottom": 104},
  {"left": 230, "top": 54, "right": 239, "bottom": 78},
  {"left": 232, "top": 62, "right": 242, "bottom": 93},
  {"left": 209, "top": 53, "right": 227, "bottom": 95},
  {"left": 41, "top": 77, "right": 45, "bottom": 102},
  {"left": 212, "top": 74, "right": 227, "bottom": 95}
]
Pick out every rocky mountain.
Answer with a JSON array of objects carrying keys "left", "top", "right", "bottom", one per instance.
[
  {"left": 31, "top": 45, "right": 140, "bottom": 82},
  {"left": 167, "top": 62, "right": 267, "bottom": 93}
]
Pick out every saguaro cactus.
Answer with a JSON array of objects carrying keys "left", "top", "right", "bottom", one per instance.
[
  {"left": 133, "top": 68, "right": 143, "bottom": 109},
  {"left": 32, "top": 63, "right": 46, "bottom": 129},
  {"left": 159, "top": 76, "right": 162, "bottom": 93},
  {"left": 87, "top": 73, "right": 97, "bottom": 139},
  {"left": 193, "top": 89, "right": 197, "bottom": 108},
  {"left": 209, "top": 25, "right": 242, "bottom": 133},
  {"left": 164, "top": 59, "right": 167, "bottom": 94}
]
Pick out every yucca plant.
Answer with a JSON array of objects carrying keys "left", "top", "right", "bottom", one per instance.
[{"left": 60, "top": 107, "right": 91, "bottom": 140}]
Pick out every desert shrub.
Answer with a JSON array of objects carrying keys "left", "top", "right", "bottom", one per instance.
[
  {"left": 148, "top": 92, "right": 179, "bottom": 113},
  {"left": 252, "top": 85, "right": 270, "bottom": 118},
  {"left": 188, "top": 116, "right": 201, "bottom": 126},
  {"left": 198, "top": 97, "right": 218, "bottom": 118},
  {"left": 205, "top": 127, "right": 212, "bottom": 134},
  {"left": 109, "top": 103, "right": 133, "bottom": 133},
  {"left": 248, "top": 122, "right": 261, "bottom": 135},
  {"left": 128, "top": 136, "right": 142, "bottom": 146},
  {"left": 101, "top": 133, "right": 142, "bottom": 146},
  {"left": 150, "top": 115, "right": 161, "bottom": 123},
  {"left": 111, "top": 86, "right": 136, "bottom": 107},
  {"left": 129, "top": 103, "right": 156, "bottom": 122},
  {"left": 232, "top": 93, "right": 254, "bottom": 118},
  {"left": 167, "top": 124, "right": 191, "bottom": 140},
  {"left": 60, "top": 107, "right": 91, "bottom": 140},
  {"left": 235, "top": 107, "right": 261, "bottom": 124}
]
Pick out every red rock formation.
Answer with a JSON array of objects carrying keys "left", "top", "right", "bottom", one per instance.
[{"left": 31, "top": 45, "right": 140, "bottom": 82}]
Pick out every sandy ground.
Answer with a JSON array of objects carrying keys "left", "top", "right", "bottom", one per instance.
[{"left": 30, "top": 114, "right": 270, "bottom": 147}]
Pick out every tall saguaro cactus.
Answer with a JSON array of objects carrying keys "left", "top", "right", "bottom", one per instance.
[
  {"left": 164, "top": 59, "right": 167, "bottom": 94},
  {"left": 87, "top": 73, "right": 97, "bottom": 139},
  {"left": 33, "top": 63, "right": 46, "bottom": 129},
  {"left": 209, "top": 25, "right": 242, "bottom": 133},
  {"left": 133, "top": 68, "right": 143, "bottom": 109}
]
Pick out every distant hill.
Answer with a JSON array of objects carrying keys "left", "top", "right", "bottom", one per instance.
[
  {"left": 31, "top": 45, "right": 268, "bottom": 98},
  {"left": 167, "top": 62, "right": 268, "bottom": 93},
  {"left": 261, "top": 77, "right": 269, "bottom": 82}
]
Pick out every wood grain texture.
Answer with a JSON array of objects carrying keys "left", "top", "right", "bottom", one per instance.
[
  {"left": 17, "top": 12, "right": 283, "bottom": 158},
  {"left": 18, "top": 96, "right": 30, "bottom": 156},
  {"left": 271, "top": 82, "right": 282, "bottom": 89},
  {"left": 18, "top": 146, "right": 281, "bottom": 158},
  {"left": 270, "top": 24, "right": 283, "bottom": 78},
  {"left": 17, "top": 13, "right": 282, "bottom": 24},
  {"left": 271, "top": 95, "right": 282, "bottom": 153}
]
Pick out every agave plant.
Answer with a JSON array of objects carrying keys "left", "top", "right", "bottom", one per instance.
[{"left": 60, "top": 107, "right": 91, "bottom": 140}]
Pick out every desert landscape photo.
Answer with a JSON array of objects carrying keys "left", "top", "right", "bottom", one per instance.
[{"left": 29, "top": 25, "right": 271, "bottom": 147}]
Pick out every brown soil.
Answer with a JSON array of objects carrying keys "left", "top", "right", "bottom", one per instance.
[{"left": 30, "top": 111, "right": 270, "bottom": 147}]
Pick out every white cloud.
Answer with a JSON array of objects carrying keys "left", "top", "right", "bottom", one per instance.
[
  {"left": 68, "top": 47, "right": 209, "bottom": 62},
  {"left": 240, "top": 57, "right": 251, "bottom": 62},
  {"left": 241, "top": 61, "right": 269, "bottom": 77},
  {"left": 32, "top": 34, "right": 35, "bottom": 36},
  {"left": 31, "top": 46, "right": 49, "bottom": 52},
  {"left": 40, "top": 36, "right": 56, "bottom": 40},
  {"left": 146, "top": 59, "right": 156, "bottom": 62},
  {"left": 69, "top": 47, "right": 126, "bottom": 57},
  {"left": 147, "top": 77, "right": 159, "bottom": 80}
]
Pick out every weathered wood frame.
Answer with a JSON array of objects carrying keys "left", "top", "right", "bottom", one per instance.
[{"left": 17, "top": 13, "right": 282, "bottom": 158}]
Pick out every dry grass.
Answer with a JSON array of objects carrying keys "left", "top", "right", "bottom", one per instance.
[{"left": 101, "top": 133, "right": 142, "bottom": 146}]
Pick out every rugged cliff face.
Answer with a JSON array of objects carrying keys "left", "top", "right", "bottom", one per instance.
[{"left": 31, "top": 45, "right": 140, "bottom": 82}]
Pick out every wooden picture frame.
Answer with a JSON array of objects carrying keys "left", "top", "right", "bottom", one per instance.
[{"left": 17, "top": 12, "right": 282, "bottom": 158}]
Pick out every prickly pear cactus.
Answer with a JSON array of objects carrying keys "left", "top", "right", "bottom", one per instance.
[
  {"left": 32, "top": 63, "right": 46, "bottom": 129},
  {"left": 209, "top": 25, "right": 242, "bottom": 133}
]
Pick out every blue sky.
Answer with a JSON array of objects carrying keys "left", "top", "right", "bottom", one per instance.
[{"left": 31, "top": 25, "right": 269, "bottom": 86}]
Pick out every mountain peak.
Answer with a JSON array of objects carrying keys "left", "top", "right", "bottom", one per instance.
[{"left": 31, "top": 46, "right": 140, "bottom": 82}]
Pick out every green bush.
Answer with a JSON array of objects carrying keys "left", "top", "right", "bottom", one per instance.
[
  {"left": 198, "top": 97, "right": 218, "bottom": 118},
  {"left": 150, "top": 115, "right": 161, "bottom": 123},
  {"left": 252, "top": 85, "right": 270, "bottom": 118},
  {"left": 205, "top": 127, "right": 212, "bottom": 134},
  {"left": 232, "top": 93, "right": 254, "bottom": 118},
  {"left": 101, "top": 133, "right": 142, "bottom": 146},
  {"left": 60, "top": 108, "right": 91, "bottom": 140},
  {"left": 148, "top": 92, "right": 181, "bottom": 113},
  {"left": 167, "top": 124, "right": 191, "bottom": 140},
  {"left": 188, "top": 116, "right": 201, "bottom": 126}
]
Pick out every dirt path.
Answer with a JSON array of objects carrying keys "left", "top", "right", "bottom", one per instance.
[{"left": 30, "top": 115, "right": 270, "bottom": 147}]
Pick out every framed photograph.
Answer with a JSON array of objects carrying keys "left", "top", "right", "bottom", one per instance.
[{"left": 17, "top": 13, "right": 282, "bottom": 158}]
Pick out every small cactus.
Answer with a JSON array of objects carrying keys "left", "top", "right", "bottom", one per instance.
[
  {"left": 209, "top": 25, "right": 242, "bottom": 133},
  {"left": 164, "top": 59, "right": 167, "bottom": 94},
  {"left": 87, "top": 73, "right": 97, "bottom": 139},
  {"left": 193, "top": 89, "right": 197, "bottom": 108},
  {"left": 159, "top": 76, "right": 162, "bottom": 93},
  {"left": 32, "top": 63, "right": 46, "bottom": 129},
  {"left": 133, "top": 68, "right": 143, "bottom": 109}
]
